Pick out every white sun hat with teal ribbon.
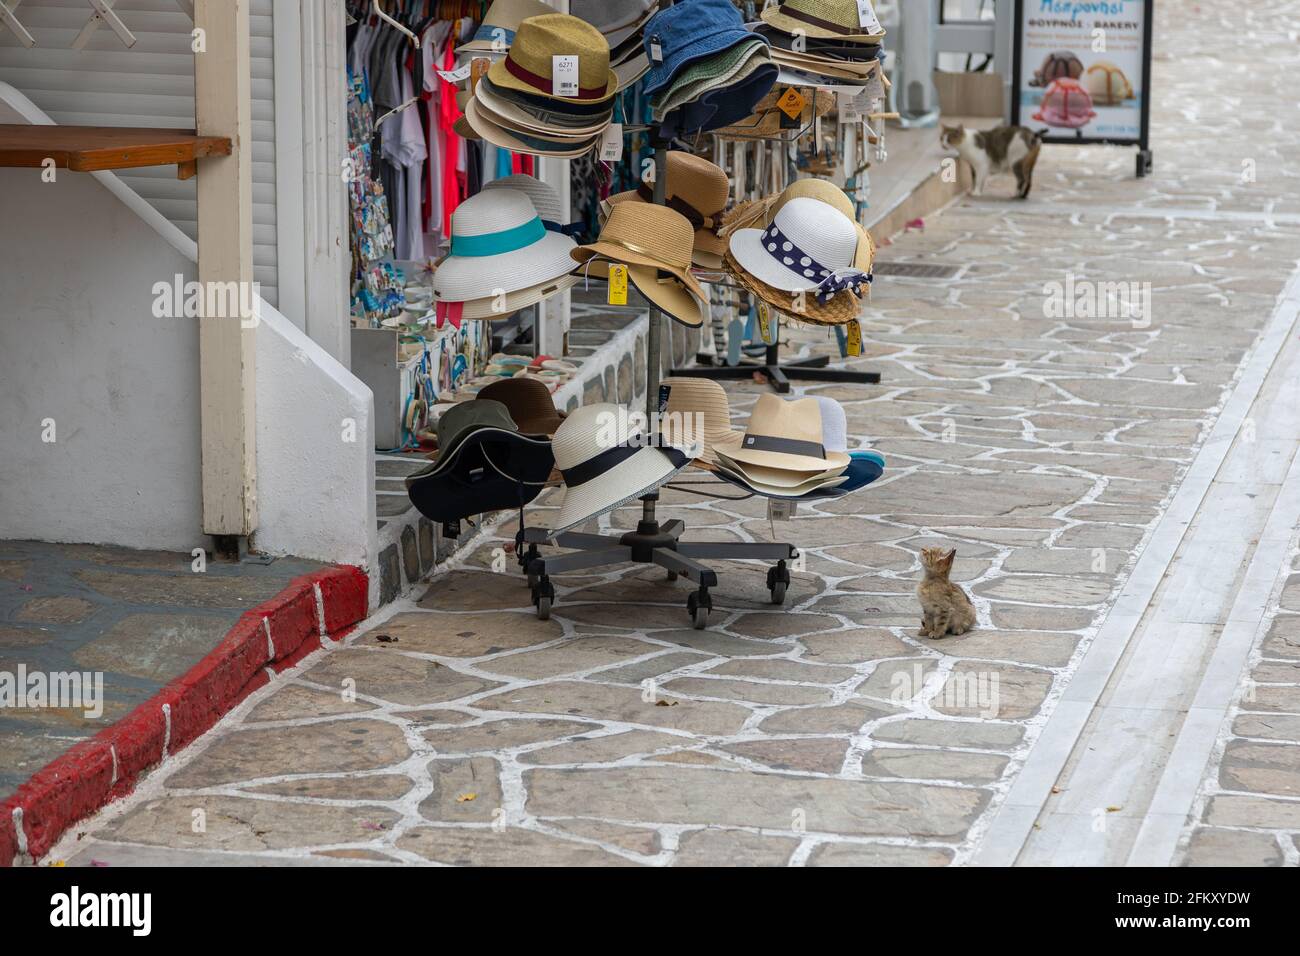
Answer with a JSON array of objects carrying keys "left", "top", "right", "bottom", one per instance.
[{"left": 432, "top": 189, "right": 578, "bottom": 304}]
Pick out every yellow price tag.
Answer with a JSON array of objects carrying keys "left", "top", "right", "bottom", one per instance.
[
  {"left": 845, "top": 318, "right": 862, "bottom": 357},
  {"left": 608, "top": 263, "right": 628, "bottom": 306},
  {"left": 777, "top": 87, "right": 806, "bottom": 121},
  {"left": 757, "top": 301, "right": 774, "bottom": 343}
]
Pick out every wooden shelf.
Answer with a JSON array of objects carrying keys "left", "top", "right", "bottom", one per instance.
[{"left": 0, "top": 125, "right": 232, "bottom": 179}]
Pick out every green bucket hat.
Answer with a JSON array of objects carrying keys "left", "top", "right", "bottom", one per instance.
[{"left": 404, "top": 399, "right": 520, "bottom": 489}]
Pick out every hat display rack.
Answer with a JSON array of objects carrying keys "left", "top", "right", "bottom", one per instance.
[{"left": 418, "top": 0, "right": 902, "bottom": 628}]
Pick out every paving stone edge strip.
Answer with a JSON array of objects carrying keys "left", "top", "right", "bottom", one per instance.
[{"left": 0, "top": 564, "right": 370, "bottom": 867}]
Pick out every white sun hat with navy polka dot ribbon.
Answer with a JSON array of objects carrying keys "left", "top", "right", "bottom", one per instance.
[{"left": 726, "top": 196, "right": 869, "bottom": 302}]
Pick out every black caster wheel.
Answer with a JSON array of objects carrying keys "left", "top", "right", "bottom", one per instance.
[
  {"left": 686, "top": 588, "right": 712, "bottom": 630},
  {"left": 531, "top": 576, "right": 555, "bottom": 621},
  {"left": 766, "top": 560, "right": 791, "bottom": 605}
]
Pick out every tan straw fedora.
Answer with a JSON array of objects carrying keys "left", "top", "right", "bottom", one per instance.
[
  {"left": 486, "top": 14, "right": 618, "bottom": 104},
  {"left": 456, "top": 0, "right": 555, "bottom": 55},
  {"left": 714, "top": 392, "right": 851, "bottom": 475},
  {"left": 714, "top": 87, "right": 835, "bottom": 140},
  {"left": 760, "top": 0, "right": 887, "bottom": 44},
  {"left": 604, "top": 151, "right": 731, "bottom": 268},
  {"left": 572, "top": 203, "right": 709, "bottom": 328},
  {"left": 657, "top": 377, "right": 744, "bottom": 466},
  {"left": 723, "top": 248, "right": 862, "bottom": 327}
]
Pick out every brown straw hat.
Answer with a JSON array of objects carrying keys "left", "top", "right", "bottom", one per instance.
[
  {"left": 714, "top": 87, "right": 835, "bottom": 141},
  {"left": 604, "top": 152, "right": 731, "bottom": 268},
  {"left": 486, "top": 14, "right": 618, "bottom": 104},
  {"left": 760, "top": 0, "right": 887, "bottom": 44},
  {"left": 572, "top": 203, "right": 709, "bottom": 328},
  {"left": 477, "top": 375, "right": 567, "bottom": 435},
  {"left": 657, "top": 377, "right": 744, "bottom": 466},
  {"left": 723, "top": 249, "right": 862, "bottom": 327}
]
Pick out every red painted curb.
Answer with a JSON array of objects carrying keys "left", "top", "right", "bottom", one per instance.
[{"left": 0, "top": 564, "right": 368, "bottom": 866}]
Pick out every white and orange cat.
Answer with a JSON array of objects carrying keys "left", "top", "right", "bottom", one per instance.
[{"left": 940, "top": 124, "right": 1043, "bottom": 199}]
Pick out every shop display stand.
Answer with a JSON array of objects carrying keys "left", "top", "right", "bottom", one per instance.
[{"left": 518, "top": 139, "right": 798, "bottom": 630}]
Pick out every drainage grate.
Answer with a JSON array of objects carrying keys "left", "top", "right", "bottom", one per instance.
[{"left": 872, "top": 261, "right": 966, "bottom": 280}]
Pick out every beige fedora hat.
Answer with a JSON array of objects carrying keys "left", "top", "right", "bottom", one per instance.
[
  {"left": 572, "top": 203, "right": 709, "bottom": 328},
  {"left": 449, "top": 272, "right": 580, "bottom": 321},
  {"left": 760, "top": 0, "right": 887, "bottom": 44},
  {"left": 456, "top": 0, "right": 556, "bottom": 55},
  {"left": 605, "top": 151, "right": 731, "bottom": 268},
  {"left": 657, "top": 377, "right": 744, "bottom": 466},
  {"left": 550, "top": 403, "right": 692, "bottom": 536},
  {"left": 474, "top": 76, "right": 613, "bottom": 137},
  {"left": 714, "top": 392, "right": 851, "bottom": 474},
  {"left": 465, "top": 96, "right": 605, "bottom": 157},
  {"left": 486, "top": 14, "right": 618, "bottom": 104}
]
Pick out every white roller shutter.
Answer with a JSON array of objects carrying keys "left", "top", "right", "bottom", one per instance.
[{"left": 0, "top": 0, "right": 280, "bottom": 307}]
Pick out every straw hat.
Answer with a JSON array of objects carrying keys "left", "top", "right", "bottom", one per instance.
[
  {"left": 487, "top": 14, "right": 618, "bottom": 104},
  {"left": 657, "top": 377, "right": 744, "bottom": 466},
  {"left": 550, "top": 403, "right": 692, "bottom": 536},
  {"left": 456, "top": 0, "right": 555, "bottom": 55},
  {"left": 465, "top": 97, "right": 606, "bottom": 156},
  {"left": 482, "top": 174, "right": 564, "bottom": 224},
  {"left": 760, "top": 0, "right": 887, "bottom": 44},
  {"left": 723, "top": 248, "right": 859, "bottom": 327},
  {"left": 714, "top": 392, "right": 851, "bottom": 475},
  {"left": 605, "top": 151, "right": 731, "bottom": 267},
  {"left": 729, "top": 196, "right": 867, "bottom": 301},
  {"left": 713, "top": 87, "right": 835, "bottom": 140},
  {"left": 433, "top": 189, "right": 578, "bottom": 304},
  {"left": 723, "top": 177, "right": 875, "bottom": 275},
  {"left": 449, "top": 273, "right": 580, "bottom": 321},
  {"left": 715, "top": 449, "right": 883, "bottom": 500},
  {"left": 474, "top": 75, "right": 613, "bottom": 136},
  {"left": 477, "top": 376, "right": 567, "bottom": 435},
  {"left": 572, "top": 203, "right": 709, "bottom": 328}
]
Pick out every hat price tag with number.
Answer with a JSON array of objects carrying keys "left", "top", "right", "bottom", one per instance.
[
  {"left": 649, "top": 35, "right": 663, "bottom": 63},
  {"left": 777, "top": 87, "right": 806, "bottom": 122},
  {"left": 856, "top": 0, "right": 882, "bottom": 32},
  {"left": 553, "top": 55, "right": 580, "bottom": 97},
  {"left": 607, "top": 264, "right": 629, "bottom": 306},
  {"left": 846, "top": 318, "right": 863, "bottom": 356},
  {"left": 599, "top": 123, "right": 624, "bottom": 162}
]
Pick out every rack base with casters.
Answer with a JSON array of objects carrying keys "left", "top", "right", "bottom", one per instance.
[
  {"left": 673, "top": 341, "right": 881, "bottom": 395},
  {"left": 516, "top": 494, "right": 797, "bottom": 630}
]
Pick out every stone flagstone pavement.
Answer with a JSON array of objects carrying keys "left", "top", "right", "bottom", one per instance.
[{"left": 47, "top": 0, "right": 1300, "bottom": 865}]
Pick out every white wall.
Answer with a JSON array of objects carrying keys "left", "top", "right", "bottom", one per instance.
[
  {"left": 0, "top": 87, "right": 375, "bottom": 571},
  {"left": 0, "top": 0, "right": 281, "bottom": 306}
]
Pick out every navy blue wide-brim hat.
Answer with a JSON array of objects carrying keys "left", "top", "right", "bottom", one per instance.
[
  {"left": 642, "top": 0, "right": 758, "bottom": 96},
  {"left": 406, "top": 429, "right": 556, "bottom": 524},
  {"left": 656, "top": 61, "right": 779, "bottom": 137}
]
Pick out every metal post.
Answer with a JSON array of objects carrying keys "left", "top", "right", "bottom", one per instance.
[{"left": 896, "top": 0, "right": 941, "bottom": 127}]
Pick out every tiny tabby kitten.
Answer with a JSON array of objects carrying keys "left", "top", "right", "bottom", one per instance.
[
  {"left": 917, "top": 547, "right": 976, "bottom": 639},
  {"left": 940, "top": 124, "right": 1043, "bottom": 199}
]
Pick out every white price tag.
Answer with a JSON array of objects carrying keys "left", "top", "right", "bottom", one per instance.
[
  {"left": 553, "top": 54, "right": 579, "bottom": 97},
  {"left": 767, "top": 498, "right": 796, "bottom": 521},
  {"left": 599, "top": 123, "right": 624, "bottom": 162},
  {"left": 856, "top": 0, "right": 882, "bottom": 32},
  {"left": 837, "top": 90, "right": 861, "bottom": 122},
  {"left": 649, "top": 37, "right": 663, "bottom": 63},
  {"left": 436, "top": 63, "right": 472, "bottom": 83}
]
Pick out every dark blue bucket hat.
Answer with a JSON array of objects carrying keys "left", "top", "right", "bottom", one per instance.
[{"left": 642, "top": 0, "right": 760, "bottom": 96}]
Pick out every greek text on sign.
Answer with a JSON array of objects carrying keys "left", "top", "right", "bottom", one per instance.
[
  {"left": 777, "top": 87, "right": 806, "bottom": 121},
  {"left": 553, "top": 55, "right": 579, "bottom": 97}
]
